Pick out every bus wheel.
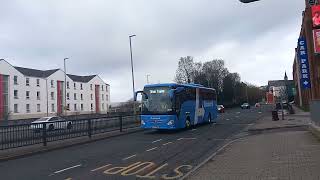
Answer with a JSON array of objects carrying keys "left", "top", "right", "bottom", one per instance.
[{"left": 185, "top": 118, "right": 191, "bottom": 129}]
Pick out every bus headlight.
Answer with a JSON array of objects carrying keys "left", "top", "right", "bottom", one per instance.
[
  {"left": 167, "top": 120, "right": 174, "bottom": 126},
  {"left": 141, "top": 120, "right": 145, "bottom": 125}
]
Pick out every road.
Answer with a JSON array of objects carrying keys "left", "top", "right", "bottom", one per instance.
[{"left": 0, "top": 106, "right": 270, "bottom": 180}]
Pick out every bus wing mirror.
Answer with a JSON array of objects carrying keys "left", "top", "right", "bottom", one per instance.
[
  {"left": 134, "top": 91, "right": 148, "bottom": 101},
  {"left": 175, "top": 87, "right": 184, "bottom": 93},
  {"left": 169, "top": 90, "right": 174, "bottom": 100}
]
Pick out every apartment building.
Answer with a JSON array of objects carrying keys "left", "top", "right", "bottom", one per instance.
[{"left": 0, "top": 59, "right": 110, "bottom": 120}]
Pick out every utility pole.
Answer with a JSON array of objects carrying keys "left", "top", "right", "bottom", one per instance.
[
  {"left": 64, "top": 58, "right": 69, "bottom": 116},
  {"left": 146, "top": 74, "right": 150, "bottom": 84}
]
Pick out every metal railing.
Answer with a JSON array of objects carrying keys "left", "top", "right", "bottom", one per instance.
[{"left": 0, "top": 115, "right": 140, "bottom": 150}]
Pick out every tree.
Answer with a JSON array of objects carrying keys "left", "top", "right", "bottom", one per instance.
[
  {"left": 202, "top": 59, "right": 229, "bottom": 91},
  {"left": 174, "top": 56, "right": 195, "bottom": 83},
  {"left": 223, "top": 73, "right": 241, "bottom": 103}
]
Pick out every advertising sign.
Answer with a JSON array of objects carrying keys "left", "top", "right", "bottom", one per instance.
[
  {"left": 297, "top": 38, "right": 311, "bottom": 89},
  {"left": 313, "top": 29, "right": 320, "bottom": 53},
  {"left": 312, "top": 5, "right": 320, "bottom": 27}
]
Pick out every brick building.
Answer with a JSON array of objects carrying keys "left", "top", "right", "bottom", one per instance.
[{"left": 293, "top": 0, "right": 320, "bottom": 109}]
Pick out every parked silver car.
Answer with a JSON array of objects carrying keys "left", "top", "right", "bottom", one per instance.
[{"left": 30, "top": 116, "right": 72, "bottom": 131}]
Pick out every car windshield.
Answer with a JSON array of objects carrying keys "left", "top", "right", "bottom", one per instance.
[
  {"left": 142, "top": 87, "right": 173, "bottom": 114},
  {"left": 34, "top": 117, "right": 49, "bottom": 122}
]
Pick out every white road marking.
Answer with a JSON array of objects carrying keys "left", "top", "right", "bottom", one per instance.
[
  {"left": 191, "top": 129, "right": 197, "bottom": 131},
  {"left": 146, "top": 147, "right": 158, "bottom": 152},
  {"left": 177, "top": 138, "right": 197, "bottom": 141},
  {"left": 91, "top": 164, "right": 112, "bottom": 172},
  {"left": 237, "top": 112, "right": 241, "bottom": 114},
  {"left": 51, "top": 164, "right": 81, "bottom": 175},
  {"left": 122, "top": 154, "right": 137, "bottom": 161},
  {"left": 152, "top": 139, "right": 163, "bottom": 143},
  {"left": 226, "top": 119, "right": 230, "bottom": 121},
  {"left": 235, "top": 116, "right": 239, "bottom": 118},
  {"left": 162, "top": 142, "right": 173, "bottom": 146}
]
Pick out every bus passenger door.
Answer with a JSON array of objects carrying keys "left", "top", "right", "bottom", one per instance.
[{"left": 194, "top": 88, "right": 204, "bottom": 125}]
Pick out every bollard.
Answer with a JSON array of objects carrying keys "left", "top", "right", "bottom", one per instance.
[{"left": 272, "top": 110, "right": 279, "bottom": 121}]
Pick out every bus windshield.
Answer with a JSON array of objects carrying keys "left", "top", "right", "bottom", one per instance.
[{"left": 142, "top": 87, "right": 173, "bottom": 114}]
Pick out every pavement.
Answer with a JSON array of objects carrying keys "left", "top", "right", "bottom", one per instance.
[
  {"left": 189, "top": 106, "right": 320, "bottom": 180},
  {"left": 0, "top": 107, "right": 269, "bottom": 180}
]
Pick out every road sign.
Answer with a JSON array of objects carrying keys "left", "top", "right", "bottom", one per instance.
[{"left": 297, "top": 38, "right": 311, "bottom": 89}]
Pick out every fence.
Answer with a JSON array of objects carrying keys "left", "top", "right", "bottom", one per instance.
[
  {"left": 310, "top": 100, "right": 320, "bottom": 127},
  {"left": 0, "top": 115, "right": 140, "bottom": 150}
]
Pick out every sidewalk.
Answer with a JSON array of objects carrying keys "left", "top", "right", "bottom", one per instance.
[{"left": 189, "top": 109, "right": 320, "bottom": 180}]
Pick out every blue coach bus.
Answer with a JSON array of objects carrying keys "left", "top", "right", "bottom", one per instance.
[{"left": 135, "top": 83, "right": 218, "bottom": 130}]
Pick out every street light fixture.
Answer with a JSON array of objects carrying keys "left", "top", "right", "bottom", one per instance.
[
  {"left": 129, "top": 35, "right": 136, "bottom": 115},
  {"left": 239, "top": 0, "right": 260, "bottom": 3},
  {"left": 146, "top": 74, "right": 151, "bottom": 84},
  {"left": 64, "top": 58, "right": 69, "bottom": 116}
]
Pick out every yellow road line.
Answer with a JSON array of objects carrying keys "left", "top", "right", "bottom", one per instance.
[{"left": 91, "top": 164, "right": 112, "bottom": 172}]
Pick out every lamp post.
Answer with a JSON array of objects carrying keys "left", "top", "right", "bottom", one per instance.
[
  {"left": 129, "top": 35, "right": 136, "bottom": 115},
  {"left": 146, "top": 74, "right": 150, "bottom": 84},
  {"left": 64, "top": 58, "right": 69, "bottom": 116},
  {"left": 242, "top": 82, "right": 249, "bottom": 103}
]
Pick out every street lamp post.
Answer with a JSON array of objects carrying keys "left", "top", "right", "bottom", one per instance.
[
  {"left": 64, "top": 58, "right": 69, "bottom": 116},
  {"left": 129, "top": 35, "right": 136, "bottom": 115},
  {"left": 146, "top": 74, "right": 150, "bottom": 84},
  {"left": 242, "top": 82, "right": 249, "bottom": 103}
]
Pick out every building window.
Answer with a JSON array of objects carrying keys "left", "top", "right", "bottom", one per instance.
[
  {"left": 74, "top": 104, "right": 77, "bottom": 111},
  {"left": 67, "top": 104, "right": 70, "bottom": 110},
  {"left": 74, "top": 93, "right": 77, "bottom": 100},
  {"left": 106, "top": 95, "right": 108, "bottom": 101},
  {"left": 80, "top": 84, "right": 83, "bottom": 90},
  {"left": 81, "top": 104, "right": 84, "bottom": 111},
  {"left": 74, "top": 83, "right": 76, "bottom": 90},
  {"left": 14, "top": 90, "right": 18, "bottom": 99},
  {"left": 102, "top": 85, "right": 104, "bottom": 91},
  {"left": 26, "top": 91, "right": 30, "bottom": 99},
  {"left": 90, "top": 84, "right": 93, "bottom": 90},
  {"left": 90, "top": 103, "right": 93, "bottom": 110},
  {"left": 36, "top": 79, "right": 40, "bottom": 87},
  {"left": 102, "top": 95, "right": 104, "bottom": 100},
  {"left": 91, "top": 94, "right": 93, "bottom": 100},
  {"left": 51, "top": 80, "right": 54, "bottom": 88},
  {"left": 14, "top": 76, "right": 18, "bottom": 85},
  {"left": 51, "top": 92, "right": 54, "bottom": 100},
  {"left": 102, "top": 103, "right": 104, "bottom": 110},
  {"left": 37, "top": 91, "right": 40, "bottom": 100},
  {"left": 26, "top": 78, "right": 30, "bottom": 86},
  {"left": 81, "top": 94, "right": 83, "bottom": 100},
  {"left": 51, "top": 104, "right": 55, "bottom": 112},
  {"left": 67, "top": 93, "right": 70, "bottom": 100},
  {"left": 26, "top": 104, "right": 30, "bottom": 113},
  {"left": 14, "top": 104, "right": 18, "bottom": 113},
  {"left": 67, "top": 81, "right": 70, "bottom": 89},
  {"left": 37, "top": 104, "right": 41, "bottom": 112}
]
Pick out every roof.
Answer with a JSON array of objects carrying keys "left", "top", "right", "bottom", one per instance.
[
  {"left": 144, "top": 83, "right": 215, "bottom": 90},
  {"left": 14, "top": 66, "right": 59, "bottom": 78},
  {"left": 67, "top": 74, "right": 96, "bottom": 83},
  {"left": 268, "top": 80, "right": 294, "bottom": 87}
]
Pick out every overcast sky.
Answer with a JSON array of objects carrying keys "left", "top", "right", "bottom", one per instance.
[{"left": 1, "top": 0, "right": 304, "bottom": 102}]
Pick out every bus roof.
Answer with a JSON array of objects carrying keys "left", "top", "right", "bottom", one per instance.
[{"left": 144, "top": 83, "right": 216, "bottom": 91}]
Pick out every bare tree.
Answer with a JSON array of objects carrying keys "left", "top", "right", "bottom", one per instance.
[{"left": 174, "top": 56, "right": 195, "bottom": 83}]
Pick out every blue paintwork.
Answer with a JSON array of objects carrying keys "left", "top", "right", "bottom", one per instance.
[{"left": 140, "top": 83, "right": 218, "bottom": 130}]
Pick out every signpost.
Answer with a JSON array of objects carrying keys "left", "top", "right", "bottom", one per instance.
[{"left": 297, "top": 38, "right": 311, "bottom": 90}]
